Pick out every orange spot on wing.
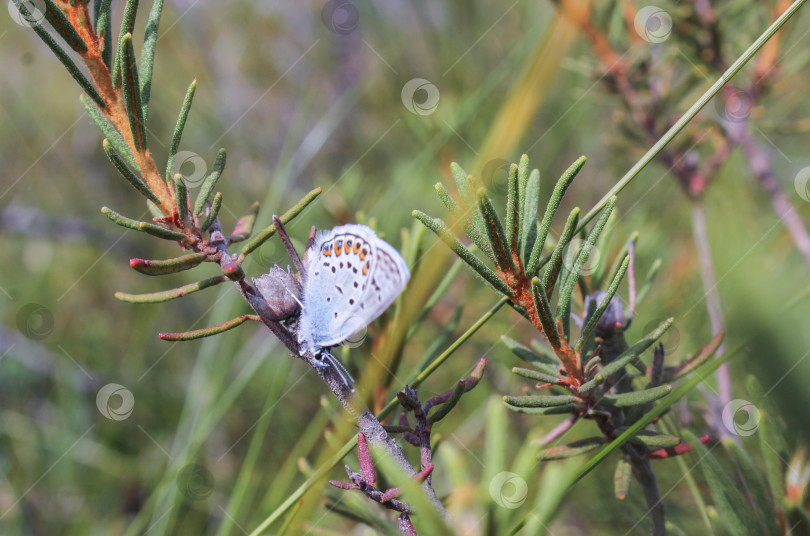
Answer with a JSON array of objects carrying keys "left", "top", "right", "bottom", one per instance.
[
  {"left": 353, "top": 242, "right": 361, "bottom": 253},
  {"left": 363, "top": 263, "right": 369, "bottom": 275}
]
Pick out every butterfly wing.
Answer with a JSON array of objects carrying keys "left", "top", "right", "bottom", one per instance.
[{"left": 299, "top": 224, "right": 410, "bottom": 350}]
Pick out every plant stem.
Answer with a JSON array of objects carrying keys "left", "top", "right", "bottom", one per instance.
[
  {"left": 576, "top": 0, "right": 809, "bottom": 232},
  {"left": 691, "top": 202, "right": 730, "bottom": 410}
]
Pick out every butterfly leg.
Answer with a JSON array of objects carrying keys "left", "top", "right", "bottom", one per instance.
[
  {"left": 314, "top": 349, "right": 356, "bottom": 392},
  {"left": 272, "top": 215, "right": 306, "bottom": 276}
]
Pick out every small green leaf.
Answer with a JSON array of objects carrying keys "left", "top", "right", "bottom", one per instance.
[
  {"left": 129, "top": 252, "right": 206, "bottom": 276},
  {"left": 119, "top": 33, "right": 147, "bottom": 151},
  {"left": 112, "top": 0, "right": 140, "bottom": 89},
  {"left": 526, "top": 156, "right": 586, "bottom": 275},
  {"left": 578, "top": 318, "right": 674, "bottom": 394},
  {"left": 412, "top": 211, "right": 514, "bottom": 297},
  {"left": 516, "top": 154, "right": 530, "bottom": 250},
  {"left": 434, "top": 182, "right": 494, "bottom": 262},
  {"left": 505, "top": 163, "right": 519, "bottom": 251},
  {"left": 200, "top": 192, "right": 223, "bottom": 233},
  {"left": 502, "top": 394, "right": 579, "bottom": 408},
  {"left": 575, "top": 255, "right": 630, "bottom": 352},
  {"left": 139, "top": 0, "right": 165, "bottom": 120},
  {"left": 501, "top": 335, "right": 559, "bottom": 366},
  {"left": 511, "top": 367, "right": 559, "bottom": 385},
  {"left": 173, "top": 174, "right": 189, "bottom": 223},
  {"left": 539, "top": 437, "right": 605, "bottom": 460},
  {"left": 115, "top": 275, "right": 228, "bottom": 303},
  {"left": 600, "top": 384, "right": 672, "bottom": 407},
  {"left": 540, "top": 207, "right": 580, "bottom": 295},
  {"left": 450, "top": 162, "right": 486, "bottom": 237},
  {"left": 42, "top": 0, "right": 87, "bottom": 52},
  {"left": 503, "top": 404, "right": 577, "bottom": 415},
  {"left": 102, "top": 139, "right": 160, "bottom": 204},
  {"left": 159, "top": 315, "right": 259, "bottom": 341},
  {"left": 81, "top": 95, "right": 136, "bottom": 168},
  {"left": 522, "top": 168, "right": 541, "bottom": 264},
  {"left": 96, "top": 0, "right": 113, "bottom": 68},
  {"left": 101, "top": 206, "right": 186, "bottom": 241},
  {"left": 240, "top": 187, "right": 322, "bottom": 257},
  {"left": 166, "top": 79, "right": 197, "bottom": 182},
  {"left": 194, "top": 148, "right": 226, "bottom": 215},
  {"left": 614, "top": 458, "right": 632, "bottom": 500},
  {"left": 229, "top": 201, "right": 260, "bottom": 243},
  {"left": 556, "top": 197, "right": 616, "bottom": 323},
  {"left": 477, "top": 188, "right": 515, "bottom": 272},
  {"left": 531, "top": 277, "right": 561, "bottom": 349},
  {"left": 614, "top": 428, "right": 682, "bottom": 447}
]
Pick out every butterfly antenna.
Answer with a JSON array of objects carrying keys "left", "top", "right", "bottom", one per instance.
[
  {"left": 273, "top": 215, "right": 305, "bottom": 275},
  {"left": 320, "top": 350, "right": 356, "bottom": 391},
  {"left": 280, "top": 277, "right": 304, "bottom": 308}
]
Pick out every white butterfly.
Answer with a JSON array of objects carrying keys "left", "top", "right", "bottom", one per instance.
[{"left": 297, "top": 224, "right": 410, "bottom": 354}]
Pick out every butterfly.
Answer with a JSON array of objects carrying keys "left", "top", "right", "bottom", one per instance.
[
  {"left": 298, "top": 224, "right": 410, "bottom": 353},
  {"left": 254, "top": 221, "right": 410, "bottom": 389}
]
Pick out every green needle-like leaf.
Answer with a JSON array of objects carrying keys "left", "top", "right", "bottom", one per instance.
[
  {"left": 81, "top": 95, "right": 136, "bottom": 168},
  {"left": 502, "top": 394, "right": 579, "bottom": 408},
  {"left": 194, "top": 148, "right": 226, "bottom": 215},
  {"left": 112, "top": 0, "right": 139, "bottom": 89},
  {"left": 42, "top": 0, "right": 87, "bottom": 52},
  {"left": 556, "top": 197, "right": 616, "bottom": 323},
  {"left": 119, "top": 33, "right": 147, "bottom": 151},
  {"left": 539, "top": 437, "right": 605, "bottom": 460},
  {"left": 173, "top": 173, "right": 189, "bottom": 223},
  {"left": 95, "top": 0, "right": 113, "bottom": 67},
  {"left": 240, "top": 187, "right": 322, "bottom": 258},
  {"left": 102, "top": 139, "right": 160, "bottom": 204},
  {"left": 540, "top": 207, "right": 580, "bottom": 295},
  {"left": 503, "top": 404, "right": 578, "bottom": 415},
  {"left": 159, "top": 315, "right": 259, "bottom": 341},
  {"left": 477, "top": 188, "right": 515, "bottom": 272},
  {"left": 505, "top": 163, "right": 519, "bottom": 251},
  {"left": 614, "top": 458, "right": 632, "bottom": 500},
  {"left": 511, "top": 367, "right": 559, "bottom": 385},
  {"left": 450, "top": 162, "right": 487, "bottom": 238},
  {"left": 575, "top": 254, "right": 630, "bottom": 352},
  {"left": 200, "top": 192, "right": 223, "bottom": 233},
  {"left": 412, "top": 211, "right": 514, "bottom": 297},
  {"left": 531, "top": 277, "right": 561, "bottom": 349},
  {"left": 101, "top": 206, "right": 186, "bottom": 241},
  {"left": 522, "top": 168, "right": 541, "bottom": 263},
  {"left": 578, "top": 318, "right": 674, "bottom": 394},
  {"left": 139, "top": 0, "right": 165, "bottom": 120},
  {"left": 516, "top": 154, "right": 530, "bottom": 249},
  {"left": 615, "top": 429, "right": 681, "bottom": 448},
  {"left": 230, "top": 202, "right": 260, "bottom": 243},
  {"left": 526, "top": 156, "right": 586, "bottom": 275},
  {"left": 600, "top": 384, "right": 672, "bottom": 407},
  {"left": 12, "top": 0, "right": 105, "bottom": 108},
  {"left": 434, "top": 182, "right": 494, "bottom": 262},
  {"left": 129, "top": 252, "right": 207, "bottom": 276},
  {"left": 166, "top": 79, "right": 197, "bottom": 182},
  {"left": 501, "top": 335, "right": 559, "bottom": 366},
  {"left": 115, "top": 275, "right": 228, "bottom": 303}
]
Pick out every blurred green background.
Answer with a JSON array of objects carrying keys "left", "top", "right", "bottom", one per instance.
[{"left": 1, "top": 0, "right": 810, "bottom": 534}]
